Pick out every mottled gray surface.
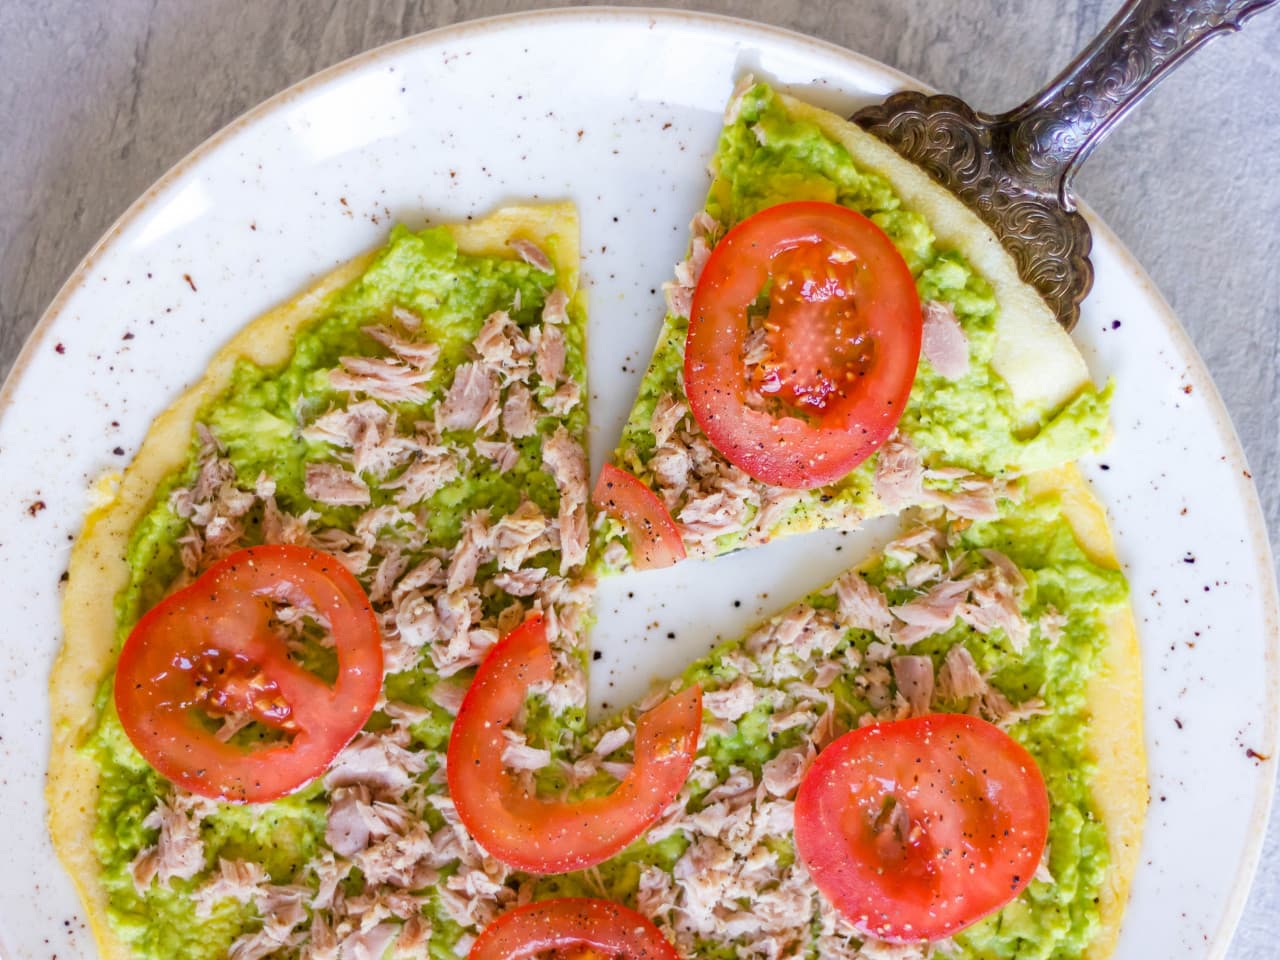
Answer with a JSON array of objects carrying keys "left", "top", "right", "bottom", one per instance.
[{"left": 1, "top": 0, "right": 1277, "bottom": 954}]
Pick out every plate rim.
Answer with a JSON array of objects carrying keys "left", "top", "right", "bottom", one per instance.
[{"left": 4, "top": 6, "right": 1276, "bottom": 957}]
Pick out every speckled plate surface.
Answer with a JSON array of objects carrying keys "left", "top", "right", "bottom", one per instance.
[{"left": 0, "top": 8, "right": 1275, "bottom": 959}]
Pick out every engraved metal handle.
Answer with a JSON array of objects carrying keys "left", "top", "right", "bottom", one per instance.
[{"left": 993, "top": 0, "right": 1279, "bottom": 210}]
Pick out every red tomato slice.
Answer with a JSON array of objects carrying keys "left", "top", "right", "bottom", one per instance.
[
  {"left": 114, "top": 544, "right": 383, "bottom": 803},
  {"left": 447, "top": 615, "right": 701, "bottom": 874},
  {"left": 684, "top": 201, "right": 922, "bottom": 490},
  {"left": 591, "top": 462, "right": 686, "bottom": 570},
  {"left": 468, "top": 898, "right": 679, "bottom": 960},
  {"left": 794, "top": 713, "right": 1050, "bottom": 942}
]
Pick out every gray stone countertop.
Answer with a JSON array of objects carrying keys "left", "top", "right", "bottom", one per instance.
[{"left": 1, "top": 0, "right": 1277, "bottom": 956}]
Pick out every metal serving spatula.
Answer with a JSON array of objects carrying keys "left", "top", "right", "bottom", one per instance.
[{"left": 852, "top": 0, "right": 1277, "bottom": 331}]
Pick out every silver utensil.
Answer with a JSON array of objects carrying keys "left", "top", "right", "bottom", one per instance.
[{"left": 853, "top": 0, "right": 1277, "bottom": 330}]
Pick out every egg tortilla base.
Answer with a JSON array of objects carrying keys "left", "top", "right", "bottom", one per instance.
[
  {"left": 46, "top": 204, "right": 583, "bottom": 960},
  {"left": 1028, "top": 465, "right": 1146, "bottom": 960}
]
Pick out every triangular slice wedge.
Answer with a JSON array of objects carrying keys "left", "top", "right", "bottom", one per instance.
[
  {"left": 49, "top": 205, "right": 595, "bottom": 960},
  {"left": 597, "top": 79, "right": 1111, "bottom": 567},
  {"left": 558, "top": 464, "right": 1143, "bottom": 960}
]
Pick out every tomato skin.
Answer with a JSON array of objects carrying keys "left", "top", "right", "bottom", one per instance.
[
  {"left": 447, "top": 615, "right": 701, "bottom": 874},
  {"left": 468, "top": 898, "right": 679, "bottom": 960},
  {"left": 794, "top": 713, "right": 1050, "bottom": 942},
  {"left": 684, "top": 201, "right": 921, "bottom": 490},
  {"left": 592, "top": 462, "right": 686, "bottom": 570},
  {"left": 114, "top": 544, "right": 383, "bottom": 803}
]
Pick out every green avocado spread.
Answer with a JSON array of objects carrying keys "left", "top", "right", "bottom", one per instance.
[{"left": 609, "top": 81, "right": 1111, "bottom": 561}]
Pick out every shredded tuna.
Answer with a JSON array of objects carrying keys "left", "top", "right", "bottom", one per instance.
[
  {"left": 393, "top": 589, "right": 438, "bottom": 650},
  {"left": 362, "top": 324, "right": 440, "bottom": 369},
  {"left": 936, "top": 644, "right": 987, "bottom": 701},
  {"left": 702, "top": 676, "right": 759, "bottom": 722},
  {"left": 396, "top": 915, "right": 433, "bottom": 955},
  {"left": 391, "top": 305, "right": 423, "bottom": 329},
  {"left": 541, "top": 287, "right": 569, "bottom": 325},
  {"left": 873, "top": 434, "right": 926, "bottom": 510},
  {"left": 323, "top": 730, "right": 428, "bottom": 797},
  {"left": 325, "top": 785, "right": 410, "bottom": 857},
  {"left": 492, "top": 567, "right": 547, "bottom": 597},
  {"left": 447, "top": 511, "right": 493, "bottom": 593},
  {"left": 439, "top": 362, "right": 500, "bottom": 433},
  {"left": 508, "top": 238, "right": 553, "bottom": 273},
  {"left": 542, "top": 426, "right": 589, "bottom": 572},
  {"left": 1035, "top": 846, "right": 1055, "bottom": 885},
  {"left": 876, "top": 432, "right": 1005, "bottom": 519},
  {"left": 304, "top": 400, "right": 419, "bottom": 479},
  {"left": 390, "top": 556, "right": 443, "bottom": 605},
  {"left": 920, "top": 300, "right": 970, "bottom": 379},
  {"left": 474, "top": 311, "right": 525, "bottom": 371},
  {"left": 309, "top": 527, "right": 371, "bottom": 574},
  {"left": 430, "top": 616, "right": 498, "bottom": 678},
  {"left": 594, "top": 726, "right": 633, "bottom": 758},
  {"left": 502, "top": 383, "right": 539, "bottom": 438},
  {"left": 891, "top": 655, "right": 935, "bottom": 716},
  {"left": 129, "top": 792, "right": 214, "bottom": 893},
  {"left": 957, "top": 553, "right": 1031, "bottom": 651},
  {"left": 192, "top": 859, "right": 267, "bottom": 918},
  {"left": 761, "top": 744, "right": 813, "bottom": 798},
  {"left": 886, "top": 524, "right": 946, "bottom": 565},
  {"left": 543, "top": 381, "right": 581, "bottom": 416},
  {"left": 533, "top": 322, "right": 567, "bottom": 385},
  {"left": 832, "top": 571, "right": 894, "bottom": 640},
  {"left": 976, "top": 688, "right": 1050, "bottom": 729},
  {"left": 491, "top": 500, "right": 552, "bottom": 570},
  {"left": 662, "top": 214, "right": 718, "bottom": 318},
  {"left": 354, "top": 505, "right": 412, "bottom": 549},
  {"left": 368, "top": 547, "right": 409, "bottom": 605},
  {"left": 304, "top": 462, "right": 370, "bottom": 507},
  {"left": 385, "top": 448, "right": 460, "bottom": 507},
  {"left": 329, "top": 355, "right": 431, "bottom": 404},
  {"left": 650, "top": 444, "right": 692, "bottom": 503},
  {"left": 651, "top": 394, "right": 688, "bottom": 447},
  {"left": 502, "top": 730, "right": 552, "bottom": 771},
  {"left": 1039, "top": 606, "right": 1067, "bottom": 644},
  {"left": 471, "top": 439, "right": 518, "bottom": 473},
  {"left": 678, "top": 488, "right": 754, "bottom": 549},
  {"left": 337, "top": 922, "right": 399, "bottom": 960},
  {"left": 428, "top": 678, "right": 468, "bottom": 716},
  {"left": 891, "top": 578, "right": 971, "bottom": 647}
]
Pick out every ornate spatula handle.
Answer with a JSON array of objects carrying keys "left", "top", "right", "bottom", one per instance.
[
  {"left": 854, "top": 0, "right": 1277, "bottom": 330},
  {"left": 1000, "top": 0, "right": 1279, "bottom": 211}
]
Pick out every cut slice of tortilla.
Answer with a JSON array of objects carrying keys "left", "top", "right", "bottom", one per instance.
[
  {"left": 599, "top": 79, "right": 1112, "bottom": 567},
  {"left": 552, "top": 463, "right": 1144, "bottom": 960},
  {"left": 49, "top": 204, "right": 591, "bottom": 960}
]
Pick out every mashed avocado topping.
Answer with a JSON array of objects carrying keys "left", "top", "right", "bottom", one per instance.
[
  {"left": 608, "top": 82, "right": 1111, "bottom": 563},
  {"left": 84, "top": 224, "right": 593, "bottom": 959}
]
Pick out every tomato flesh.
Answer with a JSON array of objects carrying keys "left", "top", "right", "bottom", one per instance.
[
  {"left": 794, "top": 713, "right": 1050, "bottom": 942},
  {"left": 447, "top": 615, "right": 701, "bottom": 873},
  {"left": 684, "top": 201, "right": 921, "bottom": 490},
  {"left": 592, "top": 462, "right": 686, "bottom": 570},
  {"left": 469, "top": 898, "right": 679, "bottom": 960},
  {"left": 114, "top": 544, "right": 383, "bottom": 803}
]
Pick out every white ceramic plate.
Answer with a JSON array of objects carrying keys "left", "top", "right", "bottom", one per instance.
[{"left": 1, "top": 9, "right": 1275, "bottom": 959}]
